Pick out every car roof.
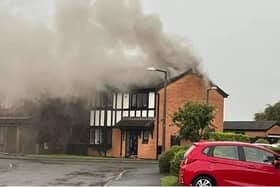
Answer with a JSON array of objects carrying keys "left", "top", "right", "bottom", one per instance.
[
  {"left": 195, "top": 141, "right": 280, "bottom": 156},
  {"left": 195, "top": 141, "right": 253, "bottom": 146}
]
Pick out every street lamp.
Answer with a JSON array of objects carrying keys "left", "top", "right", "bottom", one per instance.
[
  {"left": 206, "top": 86, "right": 218, "bottom": 104},
  {"left": 147, "top": 67, "right": 168, "bottom": 153}
]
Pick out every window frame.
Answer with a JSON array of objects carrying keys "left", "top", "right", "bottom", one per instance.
[
  {"left": 94, "top": 93, "right": 113, "bottom": 109},
  {"left": 142, "top": 130, "right": 149, "bottom": 144},
  {"left": 170, "top": 135, "right": 180, "bottom": 146},
  {"left": 89, "top": 127, "right": 112, "bottom": 146},
  {"left": 130, "top": 92, "right": 149, "bottom": 110}
]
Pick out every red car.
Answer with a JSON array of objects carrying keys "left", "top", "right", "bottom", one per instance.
[{"left": 179, "top": 141, "right": 280, "bottom": 186}]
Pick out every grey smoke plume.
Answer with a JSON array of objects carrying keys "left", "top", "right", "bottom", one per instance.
[{"left": 0, "top": 0, "right": 203, "bottom": 101}]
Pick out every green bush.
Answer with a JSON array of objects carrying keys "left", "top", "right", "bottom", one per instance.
[
  {"left": 170, "top": 149, "right": 187, "bottom": 176},
  {"left": 255, "top": 138, "right": 269, "bottom": 144},
  {"left": 160, "top": 176, "right": 179, "bottom": 186},
  {"left": 159, "top": 146, "right": 182, "bottom": 174},
  {"left": 159, "top": 145, "right": 189, "bottom": 174},
  {"left": 208, "top": 132, "right": 249, "bottom": 142}
]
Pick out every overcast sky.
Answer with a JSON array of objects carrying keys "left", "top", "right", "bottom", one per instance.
[
  {"left": 142, "top": 0, "right": 280, "bottom": 121},
  {"left": 2, "top": 0, "right": 280, "bottom": 121}
]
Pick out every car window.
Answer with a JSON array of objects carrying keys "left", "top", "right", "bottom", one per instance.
[
  {"left": 213, "top": 146, "right": 239, "bottom": 160},
  {"left": 202, "top": 147, "right": 211, "bottom": 155},
  {"left": 183, "top": 145, "right": 196, "bottom": 159},
  {"left": 244, "top": 146, "right": 275, "bottom": 165}
]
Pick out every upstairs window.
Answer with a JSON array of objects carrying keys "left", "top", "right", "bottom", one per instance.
[
  {"left": 131, "top": 93, "right": 148, "bottom": 109},
  {"left": 94, "top": 93, "right": 113, "bottom": 108}
]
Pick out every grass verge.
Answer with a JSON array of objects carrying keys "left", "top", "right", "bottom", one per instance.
[{"left": 160, "top": 175, "right": 179, "bottom": 186}]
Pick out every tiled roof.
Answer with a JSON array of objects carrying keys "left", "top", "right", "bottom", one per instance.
[
  {"left": 224, "top": 121, "right": 279, "bottom": 131},
  {"left": 157, "top": 70, "right": 229, "bottom": 98}
]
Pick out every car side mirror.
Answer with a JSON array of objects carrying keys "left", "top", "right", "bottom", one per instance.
[{"left": 272, "top": 159, "right": 280, "bottom": 169}]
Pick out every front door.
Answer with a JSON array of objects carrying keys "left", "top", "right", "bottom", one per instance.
[{"left": 125, "top": 130, "right": 138, "bottom": 157}]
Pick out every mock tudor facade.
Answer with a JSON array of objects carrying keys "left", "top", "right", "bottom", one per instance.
[{"left": 88, "top": 71, "right": 228, "bottom": 159}]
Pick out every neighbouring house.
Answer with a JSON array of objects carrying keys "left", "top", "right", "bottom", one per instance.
[
  {"left": 0, "top": 98, "right": 89, "bottom": 155},
  {"left": 0, "top": 117, "right": 36, "bottom": 153},
  {"left": 224, "top": 121, "right": 280, "bottom": 143},
  {"left": 88, "top": 70, "right": 228, "bottom": 159},
  {"left": 0, "top": 100, "right": 36, "bottom": 154}
]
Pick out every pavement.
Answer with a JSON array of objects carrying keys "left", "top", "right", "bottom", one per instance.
[
  {"left": 0, "top": 153, "right": 161, "bottom": 186},
  {"left": 0, "top": 153, "right": 158, "bottom": 164}
]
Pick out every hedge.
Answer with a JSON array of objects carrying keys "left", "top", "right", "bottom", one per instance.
[
  {"left": 255, "top": 138, "right": 269, "bottom": 144},
  {"left": 271, "top": 147, "right": 280, "bottom": 154},
  {"left": 208, "top": 132, "right": 249, "bottom": 142},
  {"left": 170, "top": 149, "right": 187, "bottom": 176},
  {"left": 159, "top": 145, "right": 189, "bottom": 174}
]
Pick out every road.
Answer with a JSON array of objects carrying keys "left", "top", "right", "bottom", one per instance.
[{"left": 0, "top": 158, "right": 160, "bottom": 186}]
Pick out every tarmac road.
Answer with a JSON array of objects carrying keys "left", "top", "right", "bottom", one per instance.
[{"left": 0, "top": 158, "right": 160, "bottom": 186}]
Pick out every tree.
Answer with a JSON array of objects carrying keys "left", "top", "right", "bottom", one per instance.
[
  {"left": 255, "top": 101, "right": 280, "bottom": 121},
  {"left": 172, "top": 101, "right": 215, "bottom": 142}
]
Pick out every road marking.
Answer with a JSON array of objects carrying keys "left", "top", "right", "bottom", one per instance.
[{"left": 103, "top": 170, "right": 127, "bottom": 187}]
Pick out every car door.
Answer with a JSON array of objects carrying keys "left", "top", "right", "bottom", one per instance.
[
  {"left": 209, "top": 145, "right": 247, "bottom": 186},
  {"left": 242, "top": 146, "right": 280, "bottom": 186}
]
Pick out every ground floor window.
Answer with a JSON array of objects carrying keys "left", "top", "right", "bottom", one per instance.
[
  {"left": 171, "top": 135, "right": 180, "bottom": 146},
  {"left": 142, "top": 130, "right": 149, "bottom": 144},
  {"left": 90, "top": 127, "right": 112, "bottom": 145}
]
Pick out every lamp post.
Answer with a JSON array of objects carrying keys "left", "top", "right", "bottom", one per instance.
[
  {"left": 147, "top": 67, "right": 168, "bottom": 153},
  {"left": 206, "top": 86, "right": 218, "bottom": 104}
]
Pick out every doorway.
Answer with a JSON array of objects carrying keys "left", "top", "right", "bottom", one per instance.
[{"left": 125, "top": 130, "right": 138, "bottom": 157}]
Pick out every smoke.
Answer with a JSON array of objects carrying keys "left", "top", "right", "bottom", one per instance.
[{"left": 0, "top": 0, "right": 203, "bottom": 102}]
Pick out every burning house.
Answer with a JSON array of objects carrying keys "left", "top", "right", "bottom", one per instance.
[
  {"left": 88, "top": 70, "right": 228, "bottom": 159},
  {"left": 0, "top": 1, "right": 228, "bottom": 158}
]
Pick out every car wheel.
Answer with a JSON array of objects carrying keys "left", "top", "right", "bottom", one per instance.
[{"left": 192, "top": 176, "right": 215, "bottom": 186}]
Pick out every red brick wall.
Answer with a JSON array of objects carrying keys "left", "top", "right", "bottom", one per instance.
[
  {"left": 137, "top": 127, "right": 157, "bottom": 159},
  {"left": 157, "top": 73, "right": 225, "bottom": 150}
]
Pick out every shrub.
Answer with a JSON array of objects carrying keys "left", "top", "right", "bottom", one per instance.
[
  {"left": 159, "top": 145, "right": 190, "bottom": 174},
  {"left": 208, "top": 132, "right": 249, "bottom": 142},
  {"left": 160, "top": 176, "right": 179, "bottom": 186},
  {"left": 159, "top": 145, "right": 181, "bottom": 174},
  {"left": 170, "top": 149, "right": 187, "bottom": 176},
  {"left": 255, "top": 138, "right": 269, "bottom": 144},
  {"left": 271, "top": 147, "right": 280, "bottom": 154}
]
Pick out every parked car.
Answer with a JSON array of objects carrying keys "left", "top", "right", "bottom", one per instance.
[{"left": 179, "top": 141, "right": 280, "bottom": 186}]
